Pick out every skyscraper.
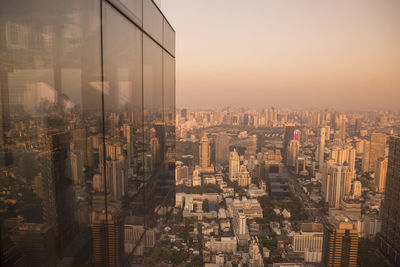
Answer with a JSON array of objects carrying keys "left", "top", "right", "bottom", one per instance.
[
  {"left": 91, "top": 211, "right": 121, "bottom": 267},
  {"left": 287, "top": 139, "right": 300, "bottom": 167},
  {"left": 374, "top": 157, "right": 387, "bottom": 193},
  {"left": 215, "top": 131, "right": 229, "bottom": 165},
  {"left": 323, "top": 215, "right": 359, "bottom": 267},
  {"left": 326, "top": 164, "right": 353, "bottom": 208},
  {"left": 283, "top": 124, "right": 295, "bottom": 152},
  {"left": 246, "top": 135, "right": 257, "bottom": 155},
  {"left": 238, "top": 165, "right": 251, "bottom": 187},
  {"left": 377, "top": 136, "right": 400, "bottom": 266},
  {"left": 199, "top": 132, "right": 211, "bottom": 169},
  {"left": 318, "top": 127, "right": 326, "bottom": 168},
  {"left": 366, "top": 133, "right": 387, "bottom": 172},
  {"left": 229, "top": 149, "right": 240, "bottom": 181}
]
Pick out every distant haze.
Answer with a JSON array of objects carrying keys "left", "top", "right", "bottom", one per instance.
[{"left": 162, "top": 0, "right": 400, "bottom": 110}]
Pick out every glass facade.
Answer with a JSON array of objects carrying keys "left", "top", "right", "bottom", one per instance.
[{"left": 0, "top": 0, "right": 175, "bottom": 266}]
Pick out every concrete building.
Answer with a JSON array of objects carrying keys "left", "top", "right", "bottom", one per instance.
[
  {"left": 374, "top": 157, "right": 388, "bottom": 193},
  {"left": 318, "top": 127, "right": 326, "bottom": 168},
  {"left": 199, "top": 132, "right": 211, "bottom": 169},
  {"left": 292, "top": 223, "right": 323, "bottom": 254},
  {"left": 215, "top": 131, "right": 230, "bottom": 165},
  {"left": 323, "top": 215, "right": 359, "bottom": 267},
  {"left": 238, "top": 165, "right": 251, "bottom": 187},
  {"left": 229, "top": 149, "right": 240, "bottom": 182}
]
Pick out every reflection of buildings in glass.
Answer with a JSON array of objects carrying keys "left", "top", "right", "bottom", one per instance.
[
  {"left": 91, "top": 210, "right": 121, "bottom": 267},
  {"left": 0, "top": 0, "right": 175, "bottom": 265},
  {"left": 40, "top": 131, "right": 76, "bottom": 246}
]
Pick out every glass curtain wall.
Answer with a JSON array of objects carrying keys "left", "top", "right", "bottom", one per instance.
[{"left": 0, "top": 0, "right": 175, "bottom": 266}]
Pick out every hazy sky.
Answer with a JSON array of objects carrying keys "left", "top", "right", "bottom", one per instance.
[{"left": 162, "top": 0, "right": 400, "bottom": 110}]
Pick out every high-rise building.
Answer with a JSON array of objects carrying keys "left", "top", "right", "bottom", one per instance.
[
  {"left": 233, "top": 209, "right": 248, "bottom": 236},
  {"left": 377, "top": 136, "right": 400, "bottom": 266},
  {"left": 238, "top": 165, "right": 251, "bottom": 187},
  {"left": 339, "top": 114, "right": 347, "bottom": 140},
  {"left": 246, "top": 135, "right": 257, "bottom": 155},
  {"left": 283, "top": 124, "right": 295, "bottom": 152},
  {"left": 199, "top": 132, "right": 211, "bottom": 169},
  {"left": 326, "top": 164, "right": 353, "bottom": 208},
  {"left": 323, "top": 215, "right": 359, "bottom": 267},
  {"left": 374, "top": 157, "right": 387, "bottom": 193},
  {"left": 361, "top": 140, "right": 371, "bottom": 172},
  {"left": 365, "top": 133, "right": 387, "bottom": 172},
  {"left": 215, "top": 131, "right": 229, "bottom": 165},
  {"left": 229, "top": 148, "right": 240, "bottom": 181},
  {"left": 318, "top": 127, "right": 326, "bottom": 168},
  {"left": 91, "top": 211, "right": 121, "bottom": 267},
  {"left": 287, "top": 139, "right": 300, "bottom": 167}
]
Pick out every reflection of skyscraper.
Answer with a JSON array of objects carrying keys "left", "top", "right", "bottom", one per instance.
[
  {"left": 199, "top": 132, "right": 210, "bottom": 169},
  {"left": 91, "top": 211, "right": 121, "bottom": 267},
  {"left": 215, "top": 131, "right": 229, "bottom": 165},
  {"left": 229, "top": 149, "right": 240, "bottom": 181},
  {"left": 40, "top": 131, "right": 75, "bottom": 246},
  {"left": 70, "top": 150, "right": 83, "bottom": 185},
  {"left": 105, "top": 157, "right": 127, "bottom": 201},
  {"left": 13, "top": 223, "right": 56, "bottom": 267},
  {"left": 378, "top": 136, "right": 400, "bottom": 266},
  {"left": 150, "top": 129, "right": 160, "bottom": 167}
]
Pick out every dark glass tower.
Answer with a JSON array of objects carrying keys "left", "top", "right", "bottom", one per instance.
[
  {"left": 0, "top": 0, "right": 175, "bottom": 265},
  {"left": 377, "top": 135, "right": 400, "bottom": 266}
]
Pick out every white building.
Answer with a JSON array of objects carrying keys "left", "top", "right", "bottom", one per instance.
[
  {"left": 292, "top": 223, "right": 323, "bottom": 253},
  {"left": 229, "top": 149, "right": 240, "bottom": 181},
  {"left": 233, "top": 209, "right": 247, "bottom": 236}
]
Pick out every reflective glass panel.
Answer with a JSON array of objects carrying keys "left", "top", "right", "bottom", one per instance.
[
  {"left": 143, "top": 0, "right": 163, "bottom": 44},
  {"left": 0, "top": 0, "right": 103, "bottom": 266},
  {"left": 163, "top": 19, "right": 176, "bottom": 56}
]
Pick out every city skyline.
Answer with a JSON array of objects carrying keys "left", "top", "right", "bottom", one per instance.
[
  {"left": 162, "top": 0, "right": 400, "bottom": 110},
  {"left": 1, "top": 0, "right": 400, "bottom": 266}
]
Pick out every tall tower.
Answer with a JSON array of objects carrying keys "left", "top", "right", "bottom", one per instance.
[
  {"left": 374, "top": 157, "right": 387, "bottom": 193},
  {"left": 91, "top": 211, "right": 121, "bottom": 267},
  {"left": 339, "top": 114, "right": 346, "bottom": 141},
  {"left": 361, "top": 140, "right": 371, "bottom": 173},
  {"left": 287, "top": 139, "right": 300, "bottom": 167},
  {"left": 326, "top": 164, "right": 351, "bottom": 208},
  {"left": 199, "top": 132, "right": 210, "bottom": 169},
  {"left": 246, "top": 135, "right": 257, "bottom": 155},
  {"left": 323, "top": 216, "right": 359, "bottom": 267},
  {"left": 318, "top": 127, "right": 326, "bottom": 168},
  {"left": 229, "top": 149, "right": 240, "bottom": 181},
  {"left": 368, "top": 133, "right": 387, "bottom": 172},
  {"left": 238, "top": 165, "right": 251, "bottom": 187},
  {"left": 378, "top": 136, "right": 400, "bottom": 266},
  {"left": 215, "top": 131, "right": 229, "bottom": 165},
  {"left": 283, "top": 124, "right": 295, "bottom": 152}
]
